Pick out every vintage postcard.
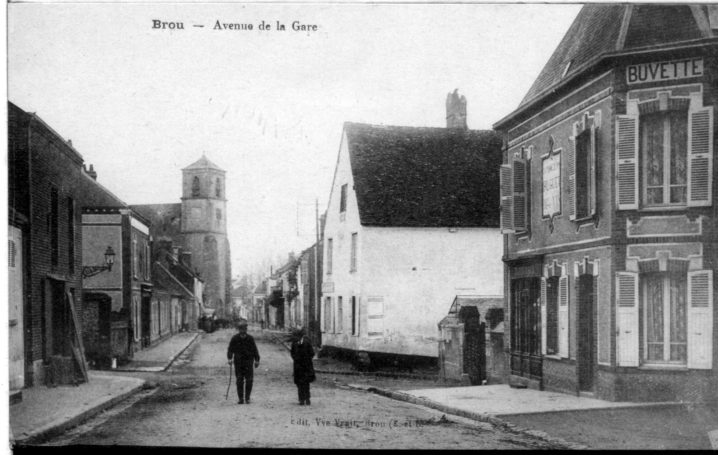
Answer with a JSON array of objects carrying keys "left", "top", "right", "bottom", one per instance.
[{"left": 6, "top": 2, "right": 718, "bottom": 451}]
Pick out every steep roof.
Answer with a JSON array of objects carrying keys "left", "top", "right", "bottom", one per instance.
[
  {"left": 344, "top": 122, "right": 502, "bottom": 228},
  {"left": 512, "top": 4, "right": 716, "bottom": 116},
  {"left": 153, "top": 261, "right": 194, "bottom": 299},
  {"left": 253, "top": 281, "right": 267, "bottom": 295},
  {"left": 79, "top": 170, "right": 129, "bottom": 208},
  {"left": 183, "top": 154, "right": 224, "bottom": 171},
  {"left": 130, "top": 204, "right": 182, "bottom": 242}
]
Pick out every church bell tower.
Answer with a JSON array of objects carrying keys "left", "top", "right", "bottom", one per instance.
[{"left": 181, "top": 154, "right": 230, "bottom": 317}]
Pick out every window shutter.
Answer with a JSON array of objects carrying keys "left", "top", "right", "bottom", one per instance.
[
  {"left": 541, "top": 277, "right": 547, "bottom": 355},
  {"left": 513, "top": 158, "right": 528, "bottom": 232},
  {"left": 616, "top": 272, "right": 639, "bottom": 367},
  {"left": 589, "top": 125, "right": 597, "bottom": 216},
  {"left": 687, "top": 270, "right": 713, "bottom": 369},
  {"left": 616, "top": 115, "right": 639, "bottom": 210},
  {"left": 687, "top": 107, "right": 713, "bottom": 207},
  {"left": 567, "top": 136, "right": 576, "bottom": 220},
  {"left": 558, "top": 275, "right": 569, "bottom": 358},
  {"left": 500, "top": 164, "right": 514, "bottom": 233}
]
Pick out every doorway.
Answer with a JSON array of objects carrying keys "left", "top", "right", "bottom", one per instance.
[
  {"left": 141, "top": 294, "right": 151, "bottom": 347},
  {"left": 577, "top": 274, "right": 595, "bottom": 392},
  {"left": 510, "top": 277, "right": 542, "bottom": 380},
  {"left": 49, "top": 280, "right": 71, "bottom": 356},
  {"left": 9, "top": 226, "right": 25, "bottom": 389}
]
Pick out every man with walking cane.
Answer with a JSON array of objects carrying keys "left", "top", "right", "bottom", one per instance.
[{"left": 227, "top": 320, "right": 260, "bottom": 404}]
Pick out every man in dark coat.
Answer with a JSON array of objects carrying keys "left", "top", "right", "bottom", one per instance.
[
  {"left": 290, "top": 328, "right": 315, "bottom": 405},
  {"left": 227, "top": 320, "right": 260, "bottom": 404}
]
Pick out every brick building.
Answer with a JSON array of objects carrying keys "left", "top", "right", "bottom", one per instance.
[
  {"left": 494, "top": 5, "right": 717, "bottom": 402},
  {"left": 9, "top": 102, "right": 88, "bottom": 386}
]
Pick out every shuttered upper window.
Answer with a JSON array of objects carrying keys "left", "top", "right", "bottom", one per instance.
[
  {"left": 616, "top": 88, "right": 713, "bottom": 210},
  {"left": 642, "top": 110, "right": 688, "bottom": 206},
  {"left": 500, "top": 148, "right": 531, "bottom": 234}
]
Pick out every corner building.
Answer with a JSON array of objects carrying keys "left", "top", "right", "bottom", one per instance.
[{"left": 493, "top": 4, "right": 717, "bottom": 402}]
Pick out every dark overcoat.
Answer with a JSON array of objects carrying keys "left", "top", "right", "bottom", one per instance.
[{"left": 290, "top": 337, "right": 316, "bottom": 384}]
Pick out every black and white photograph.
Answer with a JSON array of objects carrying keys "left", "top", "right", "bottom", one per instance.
[{"left": 6, "top": 1, "right": 718, "bottom": 450}]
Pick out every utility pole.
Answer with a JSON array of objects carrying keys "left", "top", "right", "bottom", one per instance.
[{"left": 314, "top": 198, "right": 320, "bottom": 345}]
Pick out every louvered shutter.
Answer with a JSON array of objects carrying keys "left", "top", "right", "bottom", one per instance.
[
  {"left": 567, "top": 136, "right": 576, "bottom": 220},
  {"left": 513, "top": 158, "right": 528, "bottom": 232},
  {"left": 687, "top": 270, "right": 713, "bottom": 369},
  {"left": 616, "top": 272, "right": 639, "bottom": 367},
  {"left": 687, "top": 107, "right": 713, "bottom": 207},
  {"left": 616, "top": 116, "right": 639, "bottom": 210},
  {"left": 541, "top": 277, "right": 547, "bottom": 356},
  {"left": 500, "top": 164, "right": 514, "bottom": 233},
  {"left": 558, "top": 275, "right": 569, "bottom": 358},
  {"left": 589, "top": 125, "right": 597, "bottom": 216}
]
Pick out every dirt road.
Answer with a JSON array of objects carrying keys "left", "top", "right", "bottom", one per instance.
[{"left": 44, "top": 330, "right": 558, "bottom": 449}]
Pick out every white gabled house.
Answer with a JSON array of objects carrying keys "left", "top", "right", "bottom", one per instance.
[{"left": 321, "top": 102, "right": 504, "bottom": 361}]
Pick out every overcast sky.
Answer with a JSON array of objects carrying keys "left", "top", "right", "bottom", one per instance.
[{"left": 8, "top": 2, "right": 581, "bottom": 278}]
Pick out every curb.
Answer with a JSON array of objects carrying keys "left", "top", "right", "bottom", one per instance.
[
  {"left": 365, "top": 386, "right": 589, "bottom": 450},
  {"left": 13, "top": 380, "right": 147, "bottom": 446},
  {"left": 316, "top": 368, "right": 439, "bottom": 381},
  {"left": 115, "top": 332, "right": 200, "bottom": 373},
  {"left": 272, "top": 335, "right": 439, "bottom": 381}
]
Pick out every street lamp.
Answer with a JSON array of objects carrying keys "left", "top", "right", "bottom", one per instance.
[{"left": 82, "top": 246, "right": 116, "bottom": 279}]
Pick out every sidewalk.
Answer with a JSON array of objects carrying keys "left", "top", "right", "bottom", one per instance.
[
  {"left": 10, "top": 372, "right": 145, "bottom": 445},
  {"left": 115, "top": 331, "right": 200, "bottom": 372},
  {"left": 361, "top": 384, "right": 718, "bottom": 449}
]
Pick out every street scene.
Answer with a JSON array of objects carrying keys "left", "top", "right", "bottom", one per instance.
[{"left": 7, "top": 2, "right": 718, "bottom": 451}]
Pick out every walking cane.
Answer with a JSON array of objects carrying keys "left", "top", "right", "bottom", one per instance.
[{"left": 225, "top": 361, "right": 232, "bottom": 400}]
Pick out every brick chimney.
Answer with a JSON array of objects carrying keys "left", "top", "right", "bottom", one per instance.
[
  {"left": 84, "top": 164, "right": 98, "bottom": 180},
  {"left": 446, "top": 89, "right": 467, "bottom": 129}
]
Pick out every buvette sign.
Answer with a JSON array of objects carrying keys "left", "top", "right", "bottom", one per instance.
[{"left": 627, "top": 58, "right": 703, "bottom": 84}]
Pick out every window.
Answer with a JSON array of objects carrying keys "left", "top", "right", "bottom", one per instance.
[
  {"left": 50, "top": 187, "right": 59, "bottom": 266},
  {"left": 67, "top": 197, "right": 75, "bottom": 273},
  {"left": 339, "top": 184, "right": 347, "bottom": 213},
  {"left": 132, "top": 238, "right": 138, "bottom": 279},
  {"left": 8, "top": 240, "right": 16, "bottom": 268},
  {"left": 566, "top": 112, "right": 600, "bottom": 221},
  {"left": 617, "top": 269, "right": 713, "bottom": 369},
  {"left": 322, "top": 297, "right": 332, "bottom": 333},
  {"left": 351, "top": 296, "right": 357, "bottom": 336},
  {"left": 643, "top": 272, "right": 686, "bottom": 364},
  {"left": 216, "top": 208, "right": 222, "bottom": 221},
  {"left": 642, "top": 111, "right": 688, "bottom": 206},
  {"left": 367, "top": 297, "right": 384, "bottom": 337},
  {"left": 326, "top": 238, "right": 333, "bottom": 275},
  {"left": 542, "top": 150, "right": 561, "bottom": 218},
  {"left": 192, "top": 176, "right": 200, "bottom": 197},
  {"left": 215, "top": 178, "right": 222, "bottom": 198},
  {"left": 133, "top": 297, "right": 141, "bottom": 341},
  {"left": 138, "top": 239, "right": 145, "bottom": 279},
  {"left": 545, "top": 277, "right": 559, "bottom": 355},
  {"left": 350, "top": 233, "right": 357, "bottom": 272},
  {"left": 500, "top": 148, "right": 531, "bottom": 234},
  {"left": 617, "top": 89, "right": 713, "bottom": 210},
  {"left": 145, "top": 243, "right": 151, "bottom": 280},
  {"left": 337, "top": 296, "right": 343, "bottom": 333}
]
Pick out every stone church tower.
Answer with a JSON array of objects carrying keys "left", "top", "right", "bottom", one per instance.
[{"left": 181, "top": 154, "right": 231, "bottom": 318}]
